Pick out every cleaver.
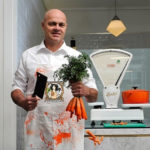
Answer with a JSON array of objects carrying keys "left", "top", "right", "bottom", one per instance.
[{"left": 32, "top": 72, "right": 48, "bottom": 99}]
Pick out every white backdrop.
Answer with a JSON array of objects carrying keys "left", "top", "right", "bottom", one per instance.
[{"left": 0, "top": 0, "right": 17, "bottom": 149}]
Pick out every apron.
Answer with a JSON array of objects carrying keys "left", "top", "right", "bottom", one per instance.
[{"left": 24, "top": 64, "right": 85, "bottom": 150}]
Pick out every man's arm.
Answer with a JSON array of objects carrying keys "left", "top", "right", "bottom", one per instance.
[
  {"left": 11, "top": 89, "right": 39, "bottom": 111},
  {"left": 11, "top": 89, "right": 26, "bottom": 107},
  {"left": 84, "top": 86, "right": 98, "bottom": 102}
]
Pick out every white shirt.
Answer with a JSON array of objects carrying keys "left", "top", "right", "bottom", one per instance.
[{"left": 12, "top": 41, "right": 97, "bottom": 95}]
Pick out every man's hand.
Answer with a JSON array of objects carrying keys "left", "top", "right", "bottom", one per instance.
[
  {"left": 70, "top": 81, "right": 98, "bottom": 102},
  {"left": 21, "top": 95, "right": 40, "bottom": 111},
  {"left": 11, "top": 89, "right": 40, "bottom": 111},
  {"left": 70, "top": 81, "right": 90, "bottom": 97}
]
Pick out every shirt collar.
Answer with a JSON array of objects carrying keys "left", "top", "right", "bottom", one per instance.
[
  {"left": 38, "top": 40, "right": 46, "bottom": 50},
  {"left": 37, "top": 40, "right": 67, "bottom": 54}
]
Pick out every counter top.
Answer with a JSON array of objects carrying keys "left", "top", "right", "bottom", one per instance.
[
  {"left": 84, "top": 128, "right": 150, "bottom": 150},
  {"left": 85, "top": 128, "right": 150, "bottom": 136}
]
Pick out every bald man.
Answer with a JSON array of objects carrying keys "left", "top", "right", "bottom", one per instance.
[
  {"left": 11, "top": 9, "right": 98, "bottom": 150},
  {"left": 41, "top": 9, "right": 67, "bottom": 51}
]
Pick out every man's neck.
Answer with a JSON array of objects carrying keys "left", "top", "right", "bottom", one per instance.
[{"left": 44, "top": 40, "right": 64, "bottom": 52}]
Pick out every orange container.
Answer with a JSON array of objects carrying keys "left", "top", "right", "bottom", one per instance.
[{"left": 122, "top": 87, "right": 149, "bottom": 104}]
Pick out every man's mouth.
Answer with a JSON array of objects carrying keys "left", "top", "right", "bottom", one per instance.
[{"left": 52, "top": 32, "right": 60, "bottom": 37}]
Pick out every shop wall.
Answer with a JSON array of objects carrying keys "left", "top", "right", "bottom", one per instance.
[
  {"left": 65, "top": 32, "right": 150, "bottom": 128},
  {"left": 63, "top": 8, "right": 150, "bottom": 36},
  {"left": 17, "top": 0, "right": 45, "bottom": 149}
]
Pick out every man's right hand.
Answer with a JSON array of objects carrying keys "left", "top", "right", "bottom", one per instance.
[
  {"left": 11, "top": 89, "right": 40, "bottom": 111},
  {"left": 21, "top": 95, "right": 40, "bottom": 111}
]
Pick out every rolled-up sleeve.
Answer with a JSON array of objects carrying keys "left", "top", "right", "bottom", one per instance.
[
  {"left": 83, "top": 68, "right": 98, "bottom": 90},
  {"left": 12, "top": 52, "right": 28, "bottom": 93}
]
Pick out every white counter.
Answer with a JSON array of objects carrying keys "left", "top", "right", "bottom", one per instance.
[
  {"left": 84, "top": 128, "right": 150, "bottom": 150},
  {"left": 85, "top": 128, "right": 150, "bottom": 136}
]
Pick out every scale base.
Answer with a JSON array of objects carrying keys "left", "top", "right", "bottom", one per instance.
[{"left": 90, "top": 108, "right": 144, "bottom": 121}]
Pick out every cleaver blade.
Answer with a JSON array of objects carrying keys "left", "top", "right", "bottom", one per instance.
[{"left": 32, "top": 72, "right": 47, "bottom": 99}]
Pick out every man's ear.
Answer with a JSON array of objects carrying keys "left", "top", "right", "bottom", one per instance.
[
  {"left": 66, "top": 23, "right": 68, "bottom": 28},
  {"left": 41, "top": 21, "right": 44, "bottom": 29}
]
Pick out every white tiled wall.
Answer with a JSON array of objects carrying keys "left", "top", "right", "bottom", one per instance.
[
  {"left": 17, "top": 0, "right": 45, "bottom": 149},
  {"left": 17, "top": 0, "right": 45, "bottom": 62},
  {"left": 65, "top": 32, "right": 150, "bottom": 49},
  {"left": 0, "top": 1, "right": 4, "bottom": 149}
]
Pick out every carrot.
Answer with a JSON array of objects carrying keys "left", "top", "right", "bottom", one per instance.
[
  {"left": 71, "top": 97, "right": 77, "bottom": 113},
  {"left": 96, "top": 136, "right": 104, "bottom": 145},
  {"left": 89, "top": 136, "right": 99, "bottom": 145},
  {"left": 70, "top": 112, "right": 73, "bottom": 118},
  {"left": 78, "top": 113, "right": 82, "bottom": 121},
  {"left": 111, "top": 121, "right": 128, "bottom": 125},
  {"left": 87, "top": 131, "right": 104, "bottom": 146},
  {"left": 79, "top": 97, "right": 88, "bottom": 120},
  {"left": 66, "top": 98, "right": 74, "bottom": 111},
  {"left": 100, "top": 136, "right": 104, "bottom": 142},
  {"left": 86, "top": 130, "right": 96, "bottom": 138},
  {"left": 88, "top": 137, "right": 94, "bottom": 140},
  {"left": 66, "top": 96, "right": 88, "bottom": 121},
  {"left": 76, "top": 98, "right": 82, "bottom": 121},
  {"left": 74, "top": 101, "right": 78, "bottom": 116}
]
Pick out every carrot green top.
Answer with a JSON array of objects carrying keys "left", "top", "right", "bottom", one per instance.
[{"left": 53, "top": 52, "right": 91, "bottom": 83}]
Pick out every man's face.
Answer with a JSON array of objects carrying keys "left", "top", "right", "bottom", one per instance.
[{"left": 42, "top": 11, "right": 67, "bottom": 44}]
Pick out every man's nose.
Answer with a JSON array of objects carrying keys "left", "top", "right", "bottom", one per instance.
[{"left": 54, "top": 24, "right": 60, "bottom": 30}]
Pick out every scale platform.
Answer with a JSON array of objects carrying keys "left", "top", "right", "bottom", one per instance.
[{"left": 122, "top": 103, "right": 150, "bottom": 108}]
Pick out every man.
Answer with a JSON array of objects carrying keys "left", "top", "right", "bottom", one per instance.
[{"left": 11, "top": 9, "right": 98, "bottom": 150}]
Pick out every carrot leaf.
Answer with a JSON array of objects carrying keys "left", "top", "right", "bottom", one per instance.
[{"left": 53, "top": 52, "right": 91, "bottom": 84}]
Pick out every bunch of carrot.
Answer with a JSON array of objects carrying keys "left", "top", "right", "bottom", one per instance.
[
  {"left": 111, "top": 121, "right": 128, "bottom": 125},
  {"left": 86, "top": 130, "right": 104, "bottom": 146},
  {"left": 66, "top": 97, "right": 88, "bottom": 121}
]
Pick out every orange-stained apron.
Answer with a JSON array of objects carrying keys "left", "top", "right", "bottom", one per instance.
[{"left": 24, "top": 64, "right": 84, "bottom": 150}]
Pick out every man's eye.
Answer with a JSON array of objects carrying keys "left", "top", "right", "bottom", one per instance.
[
  {"left": 48, "top": 22, "right": 65, "bottom": 27},
  {"left": 48, "top": 22, "right": 56, "bottom": 26},
  {"left": 59, "top": 23, "right": 65, "bottom": 27}
]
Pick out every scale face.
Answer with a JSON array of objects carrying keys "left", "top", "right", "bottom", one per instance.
[
  {"left": 90, "top": 49, "right": 132, "bottom": 108},
  {"left": 90, "top": 49, "right": 132, "bottom": 87}
]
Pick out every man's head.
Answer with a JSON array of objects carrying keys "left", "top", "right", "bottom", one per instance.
[{"left": 41, "top": 9, "right": 67, "bottom": 47}]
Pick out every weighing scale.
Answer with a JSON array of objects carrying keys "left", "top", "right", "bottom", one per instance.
[{"left": 88, "top": 49, "right": 149, "bottom": 128}]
